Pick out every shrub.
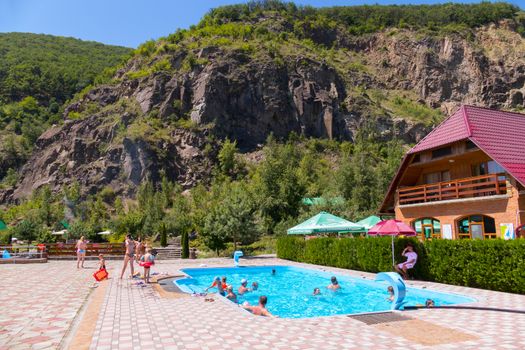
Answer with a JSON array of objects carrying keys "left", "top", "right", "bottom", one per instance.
[
  {"left": 160, "top": 223, "right": 168, "bottom": 248},
  {"left": 181, "top": 231, "right": 189, "bottom": 258},
  {"left": 277, "top": 236, "right": 525, "bottom": 294}
]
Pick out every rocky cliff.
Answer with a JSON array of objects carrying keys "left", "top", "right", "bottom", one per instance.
[{"left": 3, "top": 5, "right": 525, "bottom": 202}]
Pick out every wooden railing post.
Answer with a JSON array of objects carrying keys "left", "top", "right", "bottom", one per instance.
[
  {"left": 423, "top": 186, "right": 427, "bottom": 202},
  {"left": 495, "top": 174, "right": 500, "bottom": 194},
  {"left": 455, "top": 180, "right": 459, "bottom": 199},
  {"left": 438, "top": 182, "right": 442, "bottom": 200}
]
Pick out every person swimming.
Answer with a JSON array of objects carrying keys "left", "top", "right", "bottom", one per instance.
[
  {"left": 242, "top": 295, "right": 274, "bottom": 317},
  {"left": 251, "top": 281, "right": 258, "bottom": 291},
  {"left": 205, "top": 276, "right": 225, "bottom": 296},
  {"left": 327, "top": 276, "right": 341, "bottom": 290},
  {"left": 313, "top": 288, "right": 321, "bottom": 296},
  {"left": 238, "top": 279, "right": 250, "bottom": 295},
  {"left": 387, "top": 286, "right": 395, "bottom": 302},
  {"left": 425, "top": 299, "right": 435, "bottom": 307},
  {"left": 271, "top": 269, "right": 276, "bottom": 275},
  {"left": 226, "top": 286, "right": 237, "bottom": 303}
]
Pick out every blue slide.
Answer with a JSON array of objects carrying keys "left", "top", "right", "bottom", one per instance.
[
  {"left": 376, "top": 272, "right": 407, "bottom": 310},
  {"left": 233, "top": 250, "right": 243, "bottom": 267}
]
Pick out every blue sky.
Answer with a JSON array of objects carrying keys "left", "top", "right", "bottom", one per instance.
[{"left": 1, "top": 0, "right": 524, "bottom": 48}]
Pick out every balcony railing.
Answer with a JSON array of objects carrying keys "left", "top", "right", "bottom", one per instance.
[{"left": 398, "top": 173, "right": 507, "bottom": 205}]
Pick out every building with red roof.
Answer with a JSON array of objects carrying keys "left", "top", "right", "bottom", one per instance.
[{"left": 380, "top": 105, "right": 525, "bottom": 240}]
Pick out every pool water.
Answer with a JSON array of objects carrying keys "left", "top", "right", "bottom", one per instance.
[{"left": 175, "top": 265, "right": 475, "bottom": 319}]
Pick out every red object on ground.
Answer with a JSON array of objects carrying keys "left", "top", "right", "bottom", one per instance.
[
  {"left": 367, "top": 220, "right": 417, "bottom": 236},
  {"left": 93, "top": 269, "right": 108, "bottom": 281}
]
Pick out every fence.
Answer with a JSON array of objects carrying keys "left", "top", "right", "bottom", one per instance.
[{"left": 44, "top": 243, "right": 126, "bottom": 257}]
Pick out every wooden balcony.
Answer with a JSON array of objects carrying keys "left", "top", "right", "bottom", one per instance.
[{"left": 398, "top": 173, "right": 507, "bottom": 205}]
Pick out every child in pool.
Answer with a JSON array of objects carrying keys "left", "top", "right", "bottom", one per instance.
[
  {"left": 226, "top": 286, "right": 237, "bottom": 303},
  {"left": 139, "top": 248, "right": 155, "bottom": 283},
  {"left": 387, "top": 286, "right": 395, "bottom": 301},
  {"left": 313, "top": 288, "right": 321, "bottom": 296}
]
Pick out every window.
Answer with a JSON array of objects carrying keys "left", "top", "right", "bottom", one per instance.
[
  {"left": 471, "top": 161, "right": 505, "bottom": 177},
  {"left": 424, "top": 170, "right": 450, "bottom": 184},
  {"left": 413, "top": 218, "right": 441, "bottom": 240},
  {"left": 457, "top": 215, "right": 497, "bottom": 239},
  {"left": 432, "top": 146, "right": 452, "bottom": 159},
  {"left": 412, "top": 154, "right": 421, "bottom": 163},
  {"left": 466, "top": 140, "right": 478, "bottom": 150}
]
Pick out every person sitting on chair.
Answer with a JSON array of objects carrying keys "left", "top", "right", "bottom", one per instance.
[{"left": 395, "top": 243, "right": 418, "bottom": 279}]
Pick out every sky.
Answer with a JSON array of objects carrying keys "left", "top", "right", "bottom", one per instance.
[{"left": 1, "top": 0, "right": 524, "bottom": 48}]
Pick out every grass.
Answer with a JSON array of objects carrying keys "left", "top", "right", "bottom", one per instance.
[{"left": 368, "top": 89, "right": 444, "bottom": 125}]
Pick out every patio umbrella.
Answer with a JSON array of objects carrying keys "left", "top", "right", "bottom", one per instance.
[
  {"left": 367, "top": 219, "right": 416, "bottom": 266},
  {"left": 97, "top": 230, "right": 112, "bottom": 235},
  {"left": 287, "top": 211, "right": 364, "bottom": 235},
  {"left": 356, "top": 215, "right": 382, "bottom": 232},
  {"left": 51, "top": 229, "right": 68, "bottom": 235}
]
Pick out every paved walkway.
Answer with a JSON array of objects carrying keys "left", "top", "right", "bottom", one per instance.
[
  {"left": 1, "top": 258, "right": 525, "bottom": 349},
  {"left": 0, "top": 262, "right": 95, "bottom": 349}
]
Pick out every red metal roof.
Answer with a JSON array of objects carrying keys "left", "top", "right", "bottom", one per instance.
[
  {"left": 379, "top": 105, "right": 525, "bottom": 213},
  {"left": 408, "top": 105, "right": 525, "bottom": 186},
  {"left": 408, "top": 106, "right": 470, "bottom": 154}
]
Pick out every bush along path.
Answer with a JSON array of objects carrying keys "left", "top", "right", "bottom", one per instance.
[{"left": 276, "top": 236, "right": 525, "bottom": 294}]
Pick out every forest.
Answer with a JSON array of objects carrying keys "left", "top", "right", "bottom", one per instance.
[{"left": 0, "top": 33, "right": 131, "bottom": 180}]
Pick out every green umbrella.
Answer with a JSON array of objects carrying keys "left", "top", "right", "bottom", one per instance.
[
  {"left": 356, "top": 215, "right": 382, "bottom": 232},
  {"left": 287, "top": 211, "right": 364, "bottom": 235}
]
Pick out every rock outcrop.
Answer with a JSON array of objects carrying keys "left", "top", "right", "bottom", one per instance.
[{"left": 4, "top": 19, "right": 525, "bottom": 202}]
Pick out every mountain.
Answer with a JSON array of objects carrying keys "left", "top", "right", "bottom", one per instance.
[
  {"left": 2, "top": 1, "right": 525, "bottom": 202},
  {"left": 0, "top": 33, "right": 131, "bottom": 182}
]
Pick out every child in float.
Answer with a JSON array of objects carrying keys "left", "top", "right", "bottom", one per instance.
[{"left": 139, "top": 248, "right": 155, "bottom": 283}]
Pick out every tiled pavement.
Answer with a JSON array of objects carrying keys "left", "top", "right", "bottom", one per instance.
[
  {"left": 0, "top": 262, "right": 95, "bottom": 349},
  {"left": 1, "top": 258, "right": 525, "bottom": 350}
]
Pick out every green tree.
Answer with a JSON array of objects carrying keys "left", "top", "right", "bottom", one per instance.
[
  {"left": 202, "top": 181, "right": 258, "bottom": 253},
  {"left": 181, "top": 231, "right": 190, "bottom": 258},
  {"left": 159, "top": 222, "right": 168, "bottom": 247},
  {"left": 253, "top": 138, "right": 305, "bottom": 233},
  {"left": 218, "top": 138, "right": 238, "bottom": 176}
]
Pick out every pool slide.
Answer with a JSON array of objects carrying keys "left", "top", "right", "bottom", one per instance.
[{"left": 375, "top": 272, "right": 407, "bottom": 310}]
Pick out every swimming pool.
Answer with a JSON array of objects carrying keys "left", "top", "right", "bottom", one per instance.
[{"left": 175, "top": 265, "right": 475, "bottom": 319}]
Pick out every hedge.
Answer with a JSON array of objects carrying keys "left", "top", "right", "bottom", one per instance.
[{"left": 277, "top": 236, "right": 525, "bottom": 294}]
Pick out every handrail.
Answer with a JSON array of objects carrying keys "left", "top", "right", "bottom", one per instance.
[{"left": 398, "top": 173, "right": 507, "bottom": 205}]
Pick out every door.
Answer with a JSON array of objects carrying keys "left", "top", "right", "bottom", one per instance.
[
  {"left": 471, "top": 224, "right": 483, "bottom": 239},
  {"left": 422, "top": 225, "right": 433, "bottom": 239}
]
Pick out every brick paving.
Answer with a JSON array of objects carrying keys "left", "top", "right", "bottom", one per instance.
[
  {"left": 0, "top": 262, "right": 95, "bottom": 350},
  {"left": 1, "top": 258, "right": 525, "bottom": 350}
]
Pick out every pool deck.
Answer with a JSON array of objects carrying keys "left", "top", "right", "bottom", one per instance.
[{"left": 0, "top": 257, "right": 524, "bottom": 350}]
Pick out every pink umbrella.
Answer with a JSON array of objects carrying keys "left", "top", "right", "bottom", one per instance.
[{"left": 368, "top": 219, "right": 417, "bottom": 266}]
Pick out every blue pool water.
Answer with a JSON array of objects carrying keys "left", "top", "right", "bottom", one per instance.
[{"left": 175, "top": 265, "right": 475, "bottom": 319}]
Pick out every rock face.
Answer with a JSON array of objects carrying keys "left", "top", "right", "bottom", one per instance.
[
  {"left": 4, "top": 21, "right": 525, "bottom": 202},
  {"left": 5, "top": 112, "right": 215, "bottom": 201}
]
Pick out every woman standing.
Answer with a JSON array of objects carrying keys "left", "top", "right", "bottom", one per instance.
[
  {"left": 75, "top": 236, "right": 87, "bottom": 269},
  {"left": 120, "top": 235, "right": 136, "bottom": 279}
]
